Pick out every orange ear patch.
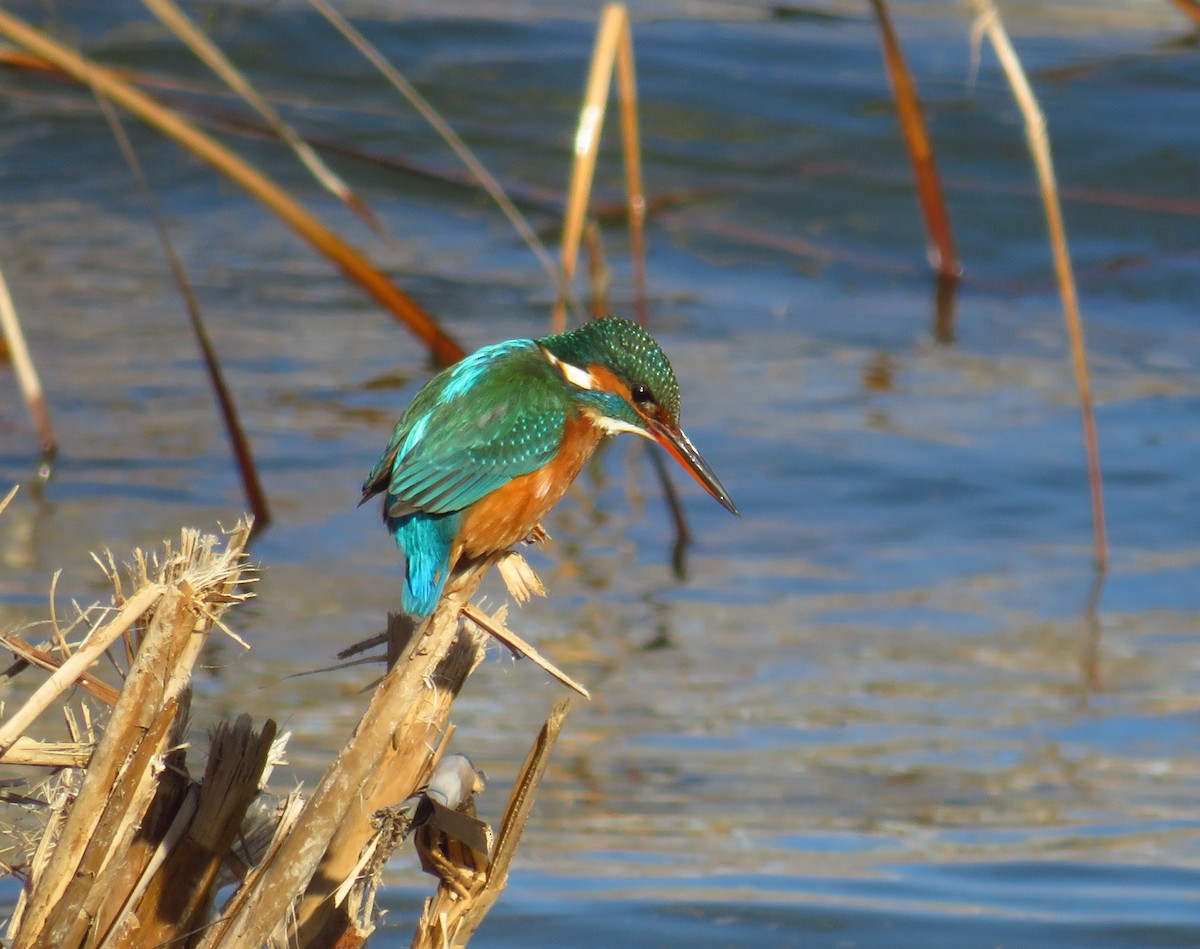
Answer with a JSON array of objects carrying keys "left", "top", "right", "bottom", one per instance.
[{"left": 586, "top": 364, "right": 633, "bottom": 403}]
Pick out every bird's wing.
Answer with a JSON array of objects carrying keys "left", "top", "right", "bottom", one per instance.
[{"left": 361, "top": 346, "right": 568, "bottom": 518}]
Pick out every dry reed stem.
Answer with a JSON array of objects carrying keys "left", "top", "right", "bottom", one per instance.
[
  {"left": 307, "top": 0, "right": 572, "bottom": 314},
  {"left": 290, "top": 630, "right": 478, "bottom": 945},
  {"left": 140, "top": 0, "right": 383, "bottom": 235},
  {"left": 85, "top": 755, "right": 192, "bottom": 949},
  {"left": 47, "top": 699, "right": 184, "bottom": 949},
  {"left": 553, "top": 4, "right": 690, "bottom": 556},
  {"left": 583, "top": 219, "right": 612, "bottom": 319},
  {"left": 7, "top": 522, "right": 254, "bottom": 949},
  {"left": 0, "top": 584, "right": 164, "bottom": 758},
  {"left": 462, "top": 604, "right": 590, "bottom": 699},
  {"left": 552, "top": 3, "right": 633, "bottom": 331},
  {"left": 122, "top": 715, "right": 278, "bottom": 948},
  {"left": 0, "top": 739, "right": 92, "bottom": 769},
  {"left": 194, "top": 792, "right": 307, "bottom": 949},
  {"left": 868, "top": 0, "right": 960, "bottom": 281},
  {"left": 206, "top": 559, "right": 495, "bottom": 947},
  {"left": 0, "top": 629, "right": 121, "bottom": 704},
  {"left": 410, "top": 697, "right": 573, "bottom": 949},
  {"left": 0, "top": 261, "right": 55, "bottom": 464},
  {"left": 972, "top": 0, "right": 1108, "bottom": 571},
  {"left": 0, "top": 8, "right": 465, "bottom": 368}
]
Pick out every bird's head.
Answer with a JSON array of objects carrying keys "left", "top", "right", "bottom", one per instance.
[{"left": 538, "top": 318, "right": 739, "bottom": 515}]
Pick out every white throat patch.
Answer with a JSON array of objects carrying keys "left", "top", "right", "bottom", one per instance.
[{"left": 586, "top": 410, "right": 653, "bottom": 439}]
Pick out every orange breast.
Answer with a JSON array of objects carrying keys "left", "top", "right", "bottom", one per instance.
[{"left": 454, "top": 412, "right": 605, "bottom": 562}]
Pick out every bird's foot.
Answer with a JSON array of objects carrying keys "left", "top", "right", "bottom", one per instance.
[{"left": 522, "top": 523, "right": 550, "bottom": 546}]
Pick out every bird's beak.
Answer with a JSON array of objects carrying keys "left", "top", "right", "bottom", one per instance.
[{"left": 647, "top": 419, "right": 740, "bottom": 516}]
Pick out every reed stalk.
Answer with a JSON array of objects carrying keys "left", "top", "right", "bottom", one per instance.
[
  {"left": 0, "top": 262, "right": 56, "bottom": 467},
  {"left": 307, "top": 0, "right": 571, "bottom": 315},
  {"left": 140, "top": 0, "right": 382, "bottom": 235},
  {"left": 972, "top": 0, "right": 1108, "bottom": 572},
  {"left": 869, "top": 0, "right": 960, "bottom": 282},
  {"left": 1166, "top": 0, "right": 1200, "bottom": 28},
  {"left": 92, "top": 90, "right": 272, "bottom": 535},
  {"left": 2, "top": 518, "right": 574, "bottom": 947},
  {"left": 554, "top": 3, "right": 647, "bottom": 332}
]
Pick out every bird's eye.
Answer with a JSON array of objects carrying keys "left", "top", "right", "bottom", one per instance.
[{"left": 630, "top": 383, "right": 655, "bottom": 405}]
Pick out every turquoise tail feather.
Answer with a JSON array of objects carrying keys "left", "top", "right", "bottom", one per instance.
[{"left": 390, "top": 508, "right": 461, "bottom": 617}]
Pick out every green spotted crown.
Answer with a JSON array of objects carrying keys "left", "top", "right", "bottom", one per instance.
[{"left": 537, "top": 318, "right": 682, "bottom": 424}]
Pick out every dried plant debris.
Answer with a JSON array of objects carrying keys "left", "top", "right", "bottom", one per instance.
[{"left": 2, "top": 520, "right": 580, "bottom": 948}]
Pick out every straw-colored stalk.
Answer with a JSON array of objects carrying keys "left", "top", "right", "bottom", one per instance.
[
  {"left": 0, "top": 522, "right": 573, "bottom": 948},
  {"left": 3, "top": 523, "right": 255, "bottom": 948},
  {"left": 0, "top": 7, "right": 465, "bottom": 368},
  {"left": 554, "top": 2, "right": 647, "bottom": 332},
  {"left": 0, "top": 262, "right": 55, "bottom": 462},
  {"left": 868, "top": 0, "right": 960, "bottom": 281},
  {"left": 972, "top": 0, "right": 1107, "bottom": 571},
  {"left": 551, "top": 4, "right": 691, "bottom": 557},
  {"left": 410, "top": 697, "right": 573, "bottom": 949},
  {"left": 0, "top": 627, "right": 120, "bottom": 705},
  {"left": 202, "top": 555, "right": 499, "bottom": 947}
]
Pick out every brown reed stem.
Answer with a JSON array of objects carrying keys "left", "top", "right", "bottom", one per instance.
[
  {"left": 141, "top": 0, "right": 384, "bottom": 236},
  {"left": 869, "top": 0, "right": 960, "bottom": 281},
  {"left": 91, "top": 90, "right": 272, "bottom": 535}
]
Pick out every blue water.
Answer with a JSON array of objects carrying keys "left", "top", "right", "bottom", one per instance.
[{"left": 2, "top": 2, "right": 1200, "bottom": 945}]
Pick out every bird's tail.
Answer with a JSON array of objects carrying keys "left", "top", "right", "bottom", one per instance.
[{"left": 390, "top": 509, "right": 460, "bottom": 618}]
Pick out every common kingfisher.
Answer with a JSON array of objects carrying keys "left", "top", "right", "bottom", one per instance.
[{"left": 361, "top": 317, "right": 738, "bottom": 617}]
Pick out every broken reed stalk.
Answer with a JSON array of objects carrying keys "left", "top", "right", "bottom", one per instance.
[
  {"left": 204, "top": 557, "right": 494, "bottom": 947},
  {"left": 972, "top": 0, "right": 1108, "bottom": 571},
  {"left": 0, "top": 262, "right": 56, "bottom": 470},
  {"left": 92, "top": 91, "right": 272, "bottom": 535},
  {"left": 140, "top": 0, "right": 384, "bottom": 236},
  {"left": 868, "top": 0, "right": 960, "bottom": 281},
  {"left": 554, "top": 2, "right": 647, "bottom": 332},
  {"left": 3, "top": 522, "right": 255, "bottom": 949},
  {"left": 3, "top": 523, "right": 570, "bottom": 948},
  {"left": 0, "top": 7, "right": 465, "bottom": 368},
  {"left": 411, "top": 697, "right": 573, "bottom": 949}
]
